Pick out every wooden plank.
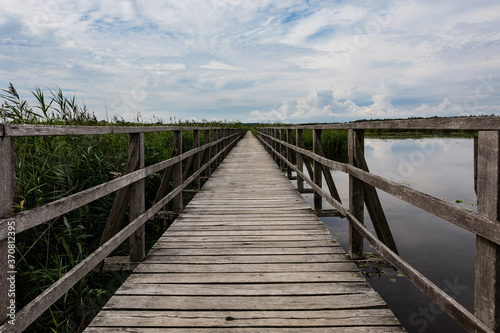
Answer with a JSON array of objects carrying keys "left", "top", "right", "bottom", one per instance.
[
  {"left": 2, "top": 124, "right": 224, "bottom": 137},
  {"left": 164, "top": 230, "right": 330, "bottom": 236},
  {"left": 85, "top": 327, "right": 406, "bottom": 333},
  {"left": 148, "top": 247, "right": 344, "bottom": 256},
  {"left": 134, "top": 262, "right": 359, "bottom": 273},
  {"left": 348, "top": 129, "right": 364, "bottom": 259},
  {"left": 172, "top": 130, "right": 183, "bottom": 212},
  {"left": 0, "top": 137, "right": 15, "bottom": 325},
  {"left": 256, "top": 116, "right": 500, "bottom": 130},
  {"left": 159, "top": 235, "right": 335, "bottom": 242},
  {"left": 90, "top": 309, "right": 400, "bottom": 327},
  {"left": 103, "top": 294, "right": 386, "bottom": 310},
  {"left": 475, "top": 131, "right": 500, "bottom": 330},
  {"left": 152, "top": 241, "right": 340, "bottom": 248},
  {"left": 129, "top": 133, "right": 146, "bottom": 262},
  {"left": 143, "top": 254, "right": 348, "bottom": 263},
  {"left": 115, "top": 282, "right": 372, "bottom": 296},
  {"left": 296, "top": 129, "right": 304, "bottom": 192},
  {"left": 313, "top": 129, "right": 322, "bottom": 212}
]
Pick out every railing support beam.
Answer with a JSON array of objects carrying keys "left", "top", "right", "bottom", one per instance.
[
  {"left": 475, "top": 130, "right": 500, "bottom": 331},
  {"left": 129, "top": 133, "right": 145, "bottom": 262},
  {"left": 296, "top": 129, "right": 304, "bottom": 192},
  {"left": 348, "top": 129, "right": 364, "bottom": 259},
  {"left": 172, "top": 130, "right": 183, "bottom": 212},
  {"left": 313, "top": 129, "right": 322, "bottom": 212}
]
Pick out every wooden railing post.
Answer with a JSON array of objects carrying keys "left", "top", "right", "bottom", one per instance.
[
  {"left": 348, "top": 129, "right": 365, "bottom": 259},
  {"left": 313, "top": 129, "right": 322, "bottom": 212},
  {"left": 475, "top": 130, "right": 500, "bottom": 331},
  {"left": 172, "top": 130, "right": 183, "bottom": 212},
  {"left": 296, "top": 129, "right": 304, "bottom": 192},
  {"left": 193, "top": 129, "right": 200, "bottom": 190},
  {"left": 211, "top": 129, "right": 218, "bottom": 171},
  {"left": 0, "top": 136, "right": 15, "bottom": 325},
  {"left": 204, "top": 129, "right": 211, "bottom": 177},
  {"left": 129, "top": 133, "right": 145, "bottom": 262},
  {"left": 287, "top": 128, "right": 293, "bottom": 179},
  {"left": 272, "top": 129, "right": 277, "bottom": 163},
  {"left": 217, "top": 129, "right": 223, "bottom": 165}
]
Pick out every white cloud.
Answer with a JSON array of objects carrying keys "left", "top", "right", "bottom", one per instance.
[{"left": 199, "top": 61, "right": 246, "bottom": 71}]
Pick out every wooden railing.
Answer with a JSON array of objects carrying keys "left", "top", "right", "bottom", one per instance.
[
  {"left": 0, "top": 124, "right": 242, "bottom": 332},
  {"left": 256, "top": 116, "right": 500, "bottom": 333}
]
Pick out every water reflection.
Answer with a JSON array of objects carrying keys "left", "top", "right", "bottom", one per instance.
[{"left": 295, "top": 137, "right": 476, "bottom": 333}]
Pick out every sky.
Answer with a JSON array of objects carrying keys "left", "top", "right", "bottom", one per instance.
[{"left": 1, "top": 0, "right": 500, "bottom": 124}]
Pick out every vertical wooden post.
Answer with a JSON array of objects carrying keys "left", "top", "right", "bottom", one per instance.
[
  {"left": 296, "top": 129, "right": 304, "bottom": 192},
  {"left": 217, "top": 129, "right": 223, "bottom": 165},
  {"left": 475, "top": 131, "right": 500, "bottom": 331},
  {"left": 204, "top": 129, "right": 211, "bottom": 177},
  {"left": 172, "top": 130, "right": 183, "bottom": 212},
  {"left": 193, "top": 130, "right": 200, "bottom": 190},
  {"left": 211, "top": 129, "right": 218, "bottom": 170},
  {"left": 224, "top": 128, "right": 228, "bottom": 158},
  {"left": 129, "top": 133, "right": 145, "bottom": 262},
  {"left": 272, "top": 129, "right": 277, "bottom": 163},
  {"left": 0, "top": 136, "right": 15, "bottom": 324},
  {"left": 287, "top": 128, "right": 293, "bottom": 179},
  {"left": 313, "top": 129, "right": 322, "bottom": 213},
  {"left": 348, "top": 129, "right": 364, "bottom": 259}
]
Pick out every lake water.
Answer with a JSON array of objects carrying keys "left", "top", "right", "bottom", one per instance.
[{"left": 295, "top": 137, "right": 476, "bottom": 333}]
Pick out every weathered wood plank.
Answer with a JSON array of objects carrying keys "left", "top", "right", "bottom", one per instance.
[
  {"left": 115, "top": 282, "right": 372, "bottom": 296},
  {"left": 85, "top": 327, "right": 406, "bottom": 333},
  {"left": 475, "top": 131, "right": 500, "bottom": 331},
  {"left": 134, "top": 262, "right": 359, "bottom": 273},
  {"left": 143, "top": 254, "right": 349, "bottom": 263},
  {"left": 164, "top": 230, "right": 330, "bottom": 236},
  {"left": 148, "top": 247, "right": 344, "bottom": 255},
  {"left": 90, "top": 309, "right": 400, "bottom": 327},
  {"left": 129, "top": 133, "right": 146, "bottom": 262},
  {"left": 0, "top": 137, "right": 15, "bottom": 324},
  {"left": 348, "top": 129, "right": 364, "bottom": 259},
  {"left": 103, "top": 294, "right": 387, "bottom": 311},
  {"left": 1, "top": 124, "right": 225, "bottom": 137}
]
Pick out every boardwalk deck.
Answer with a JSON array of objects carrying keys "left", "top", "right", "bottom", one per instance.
[{"left": 85, "top": 132, "right": 405, "bottom": 332}]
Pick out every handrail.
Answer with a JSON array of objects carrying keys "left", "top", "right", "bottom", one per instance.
[
  {"left": 256, "top": 115, "right": 500, "bottom": 130},
  {"left": 256, "top": 119, "right": 500, "bottom": 333},
  {"left": 0, "top": 124, "right": 229, "bottom": 137},
  {"left": 0, "top": 126, "right": 242, "bottom": 332}
]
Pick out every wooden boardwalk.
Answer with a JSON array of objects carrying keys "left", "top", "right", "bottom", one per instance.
[{"left": 85, "top": 132, "right": 404, "bottom": 332}]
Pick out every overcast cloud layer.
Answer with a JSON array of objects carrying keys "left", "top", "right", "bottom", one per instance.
[{"left": 1, "top": 0, "right": 500, "bottom": 123}]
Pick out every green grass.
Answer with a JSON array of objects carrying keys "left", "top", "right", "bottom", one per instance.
[{"left": 1, "top": 83, "right": 247, "bottom": 332}]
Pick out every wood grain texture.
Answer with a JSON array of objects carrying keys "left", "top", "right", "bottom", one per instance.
[
  {"left": 85, "top": 132, "right": 402, "bottom": 332},
  {"left": 0, "top": 137, "right": 15, "bottom": 324}
]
